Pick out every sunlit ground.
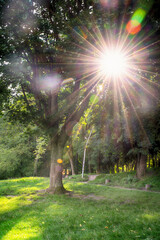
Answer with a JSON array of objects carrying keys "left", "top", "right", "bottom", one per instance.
[{"left": 0, "top": 177, "right": 160, "bottom": 240}]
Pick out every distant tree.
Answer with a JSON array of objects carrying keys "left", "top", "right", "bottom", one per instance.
[
  {"left": 34, "top": 135, "right": 48, "bottom": 176},
  {"left": 0, "top": 0, "right": 100, "bottom": 193},
  {"left": 0, "top": 117, "right": 36, "bottom": 179}
]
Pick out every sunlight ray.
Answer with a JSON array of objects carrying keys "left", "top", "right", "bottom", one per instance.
[
  {"left": 117, "top": 79, "right": 133, "bottom": 146},
  {"left": 121, "top": 80, "right": 150, "bottom": 144},
  {"left": 55, "top": 12, "right": 160, "bottom": 146},
  {"left": 125, "top": 71, "right": 158, "bottom": 100}
]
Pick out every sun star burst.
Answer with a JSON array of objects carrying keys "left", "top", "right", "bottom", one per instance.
[
  {"left": 63, "top": 14, "right": 159, "bottom": 145},
  {"left": 98, "top": 48, "right": 129, "bottom": 78}
]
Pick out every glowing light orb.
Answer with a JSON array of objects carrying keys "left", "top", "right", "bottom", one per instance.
[
  {"left": 57, "top": 159, "right": 63, "bottom": 164},
  {"left": 100, "top": 0, "right": 118, "bottom": 9},
  {"left": 99, "top": 49, "right": 128, "bottom": 78},
  {"left": 39, "top": 74, "right": 61, "bottom": 91}
]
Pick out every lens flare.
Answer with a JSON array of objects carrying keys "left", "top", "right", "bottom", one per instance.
[
  {"left": 99, "top": 48, "right": 128, "bottom": 77},
  {"left": 39, "top": 74, "right": 61, "bottom": 91},
  {"left": 126, "top": 1, "right": 153, "bottom": 35},
  {"left": 63, "top": 12, "right": 159, "bottom": 146},
  {"left": 100, "top": 0, "right": 118, "bottom": 9},
  {"left": 132, "top": 8, "right": 146, "bottom": 24},
  {"left": 126, "top": 20, "right": 141, "bottom": 35}
]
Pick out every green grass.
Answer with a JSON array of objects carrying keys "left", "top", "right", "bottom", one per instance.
[
  {"left": 0, "top": 177, "right": 160, "bottom": 240},
  {"left": 85, "top": 169, "right": 160, "bottom": 192},
  {"left": 66, "top": 174, "right": 89, "bottom": 182}
]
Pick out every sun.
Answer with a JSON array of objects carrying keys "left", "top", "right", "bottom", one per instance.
[
  {"left": 98, "top": 48, "right": 129, "bottom": 78},
  {"left": 61, "top": 3, "right": 158, "bottom": 148}
]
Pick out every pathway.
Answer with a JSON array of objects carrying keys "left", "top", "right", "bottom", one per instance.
[{"left": 77, "top": 181, "right": 160, "bottom": 194}]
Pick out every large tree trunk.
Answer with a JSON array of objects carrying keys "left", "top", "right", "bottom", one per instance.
[
  {"left": 136, "top": 154, "right": 147, "bottom": 179},
  {"left": 47, "top": 140, "right": 66, "bottom": 194}
]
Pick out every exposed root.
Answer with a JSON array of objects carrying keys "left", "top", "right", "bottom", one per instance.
[{"left": 46, "top": 186, "right": 67, "bottom": 194}]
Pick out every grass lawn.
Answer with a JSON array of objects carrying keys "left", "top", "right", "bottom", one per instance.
[
  {"left": 70, "top": 169, "right": 160, "bottom": 192},
  {"left": 0, "top": 177, "right": 160, "bottom": 240}
]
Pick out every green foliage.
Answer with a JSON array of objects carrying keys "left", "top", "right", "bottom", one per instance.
[
  {"left": 124, "top": 174, "right": 138, "bottom": 184},
  {"left": 89, "top": 94, "right": 99, "bottom": 105},
  {"left": 68, "top": 174, "right": 89, "bottom": 182},
  {"left": 33, "top": 136, "right": 48, "bottom": 176},
  {"left": 34, "top": 136, "right": 48, "bottom": 161},
  {"left": 0, "top": 117, "right": 36, "bottom": 179}
]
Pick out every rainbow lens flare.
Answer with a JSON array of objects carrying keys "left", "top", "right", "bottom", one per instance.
[
  {"left": 126, "top": 20, "right": 141, "bottom": 35},
  {"left": 126, "top": 0, "right": 153, "bottom": 35}
]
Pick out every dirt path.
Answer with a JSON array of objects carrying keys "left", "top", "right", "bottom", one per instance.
[
  {"left": 101, "top": 185, "right": 160, "bottom": 193},
  {"left": 77, "top": 181, "right": 160, "bottom": 194},
  {"left": 71, "top": 193, "right": 106, "bottom": 200}
]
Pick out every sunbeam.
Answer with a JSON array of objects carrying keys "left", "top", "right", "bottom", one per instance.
[{"left": 54, "top": 4, "right": 159, "bottom": 142}]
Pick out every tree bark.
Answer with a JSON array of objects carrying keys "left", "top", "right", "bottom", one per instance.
[
  {"left": 136, "top": 154, "right": 147, "bottom": 179},
  {"left": 82, "top": 128, "right": 93, "bottom": 178},
  {"left": 47, "top": 139, "right": 66, "bottom": 194},
  {"left": 152, "top": 155, "right": 155, "bottom": 168},
  {"left": 155, "top": 155, "right": 158, "bottom": 168},
  {"left": 116, "top": 162, "right": 119, "bottom": 173},
  {"left": 68, "top": 155, "right": 75, "bottom": 175},
  {"left": 34, "top": 158, "right": 38, "bottom": 176},
  {"left": 148, "top": 154, "right": 150, "bottom": 168},
  {"left": 158, "top": 157, "right": 160, "bottom": 168}
]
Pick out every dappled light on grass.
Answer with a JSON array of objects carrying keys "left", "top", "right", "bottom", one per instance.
[
  {"left": 2, "top": 217, "right": 41, "bottom": 240},
  {"left": 0, "top": 196, "right": 23, "bottom": 214},
  {"left": 63, "top": 181, "right": 85, "bottom": 195},
  {"left": 47, "top": 203, "right": 62, "bottom": 212},
  {"left": 0, "top": 194, "right": 40, "bottom": 215},
  {"left": 143, "top": 213, "right": 159, "bottom": 221},
  {"left": 0, "top": 177, "right": 49, "bottom": 196},
  {"left": 17, "top": 186, "right": 40, "bottom": 195}
]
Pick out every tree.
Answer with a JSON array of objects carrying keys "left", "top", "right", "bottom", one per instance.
[
  {"left": 0, "top": 117, "right": 36, "bottom": 179},
  {"left": 0, "top": 0, "right": 100, "bottom": 193},
  {"left": 0, "top": 0, "right": 160, "bottom": 189}
]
